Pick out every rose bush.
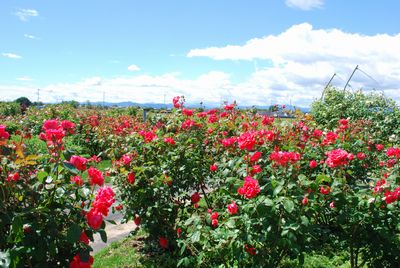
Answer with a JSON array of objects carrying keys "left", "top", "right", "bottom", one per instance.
[
  {"left": 110, "top": 96, "right": 400, "bottom": 267},
  {"left": 0, "top": 121, "right": 115, "bottom": 267}
]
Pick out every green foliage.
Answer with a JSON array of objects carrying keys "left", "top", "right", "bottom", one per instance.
[
  {"left": 0, "top": 102, "right": 21, "bottom": 116},
  {"left": 311, "top": 87, "right": 400, "bottom": 142},
  {"left": 15, "top": 97, "right": 32, "bottom": 107}
]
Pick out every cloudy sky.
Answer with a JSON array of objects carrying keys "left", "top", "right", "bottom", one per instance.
[{"left": 1, "top": 0, "right": 399, "bottom": 106}]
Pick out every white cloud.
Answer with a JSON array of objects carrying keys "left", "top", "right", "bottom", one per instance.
[
  {"left": 2, "top": 23, "right": 400, "bottom": 107},
  {"left": 15, "top": 9, "right": 39, "bottom": 21},
  {"left": 2, "top": 53, "right": 22, "bottom": 59},
  {"left": 24, "top": 34, "right": 39, "bottom": 39},
  {"left": 16, "top": 77, "right": 33, "bottom": 81},
  {"left": 127, "top": 64, "right": 140, "bottom": 71},
  {"left": 285, "top": 0, "right": 323, "bottom": 10},
  {"left": 187, "top": 23, "right": 400, "bottom": 105}
]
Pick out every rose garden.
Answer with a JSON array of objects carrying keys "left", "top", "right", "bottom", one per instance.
[{"left": 1, "top": 88, "right": 400, "bottom": 267}]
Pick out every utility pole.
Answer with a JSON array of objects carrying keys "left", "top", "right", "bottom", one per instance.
[{"left": 102, "top": 91, "right": 105, "bottom": 107}]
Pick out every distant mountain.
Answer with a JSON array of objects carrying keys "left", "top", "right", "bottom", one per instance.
[{"left": 78, "top": 101, "right": 310, "bottom": 112}]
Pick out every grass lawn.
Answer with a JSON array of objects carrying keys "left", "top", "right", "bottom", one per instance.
[{"left": 93, "top": 232, "right": 176, "bottom": 268}]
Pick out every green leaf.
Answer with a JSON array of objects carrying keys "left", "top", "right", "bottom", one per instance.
[
  {"left": 301, "top": 216, "right": 309, "bottom": 226},
  {"left": 273, "top": 185, "right": 283, "bottom": 196},
  {"left": 37, "top": 171, "right": 48, "bottom": 183},
  {"left": 225, "top": 219, "right": 235, "bottom": 229},
  {"left": 66, "top": 224, "right": 81, "bottom": 243},
  {"left": 263, "top": 198, "right": 274, "bottom": 207},
  {"left": 191, "top": 231, "right": 201, "bottom": 243},
  {"left": 0, "top": 250, "right": 11, "bottom": 268},
  {"left": 99, "top": 230, "right": 107, "bottom": 243},
  {"left": 283, "top": 198, "right": 294, "bottom": 213},
  {"left": 316, "top": 174, "right": 331, "bottom": 184},
  {"left": 63, "top": 161, "right": 79, "bottom": 175}
]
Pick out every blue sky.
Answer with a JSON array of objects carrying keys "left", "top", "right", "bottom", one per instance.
[{"left": 1, "top": 0, "right": 400, "bottom": 106}]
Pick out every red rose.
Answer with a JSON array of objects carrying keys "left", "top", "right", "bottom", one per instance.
[
  {"left": 250, "top": 151, "right": 262, "bottom": 162},
  {"left": 325, "top": 149, "right": 351, "bottom": 168},
  {"left": 134, "top": 216, "right": 141, "bottom": 226},
  {"left": 70, "top": 254, "right": 94, "bottom": 268},
  {"left": 210, "top": 164, "right": 217, "bottom": 172},
  {"left": 120, "top": 154, "right": 132, "bottom": 166},
  {"left": 172, "top": 96, "right": 181, "bottom": 108},
  {"left": 245, "top": 244, "right": 256, "bottom": 255},
  {"left": 375, "top": 144, "right": 384, "bottom": 151},
  {"left": 309, "top": 160, "right": 317, "bottom": 169},
  {"left": 71, "top": 176, "right": 83, "bottom": 186},
  {"left": 357, "top": 152, "right": 366, "bottom": 160},
  {"left": 320, "top": 186, "right": 331, "bottom": 195},
  {"left": 227, "top": 201, "right": 238, "bottom": 215},
  {"left": 164, "top": 137, "right": 176, "bottom": 145},
  {"left": 79, "top": 231, "right": 90, "bottom": 245},
  {"left": 0, "top": 125, "right": 10, "bottom": 139},
  {"left": 159, "top": 237, "right": 168, "bottom": 249},
  {"left": 127, "top": 172, "right": 135, "bottom": 184},
  {"left": 302, "top": 197, "right": 309, "bottom": 205},
  {"left": 88, "top": 167, "right": 104, "bottom": 186},
  {"left": 86, "top": 209, "right": 103, "bottom": 230},
  {"left": 191, "top": 192, "right": 201, "bottom": 204},
  {"left": 69, "top": 155, "right": 88, "bottom": 171},
  {"left": 238, "top": 176, "right": 260, "bottom": 199}
]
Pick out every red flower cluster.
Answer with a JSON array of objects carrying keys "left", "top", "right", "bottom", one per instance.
[
  {"left": 181, "top": 119, "right": 201, "bottom": 130},
  {"left": 164, "top": 137, "right": 176, "bottom": 145},
  {"left": 172, "top": 96, "right": 181, "bottom": 108},
  {"left": 0, "top": 125, "right": 10, "bottom": 139},
  {"left": 250, "top": 151, "right": 262, "bottom": 162},
  {"left": 69, "top": 155, "right": 88, "bottom": 171},
  {"left": 120, "top": 154, "right": 132, "bottom": 165},
  {"left": 384, "top": 187, "right": 400, "bottom": 204},
  {"left": 237, "top": 131, "right": 257, "bottom": 151},
  {"left": 210, "top": 212, "right": 219, "bottom": 227},
  {"left": 386, "top": 147, "right": 400, "bottom": 158},
  {"left": 40, "top": 119, "right": 76, "bottom": 144},
  {"left": 224, "top": 103, "right": 235, "bottom": 111},
  {"left": 319, "top": 185, "right": 331, "bottom": 195},
  {"left": 322, "top": 132, "right": 338, "bottom": 145},
  {"left": 269, "top": 151, "right": 300, "bottom": 166},
  {"left": 61, "top": 120, "right": 76, "bottom": 134},
  {"left": 71, "top": 176, "right": 83, "bottom": 186},
  {"left": 139, "top": 130, "right": 157, "bottom": 143},
  {"left": 373, "top": 179, "right": 386, "bottom": 193},
  {"left": 87, "top": 167, "right": 104, "bottom": 186},
  {"left": 245, "top": 244, "right": 256, "bottom": 255},
  {"left": 325, "top": 149, "right": 352, "bottom": 168},
  {"left": 7, "top": 172, "right": 20, "bottom": 182},
  {"left": 182, "top": 108, "right": 193, "bottom": 116},
  {"left": 86, "top": 186, "right": 115, "bottom": 230},
  {"left": 261, "top": 115, "right": 274, "bottom": 126},
  {"left": 221, "top": 137, "right": 236, "bottom": 147},
  {"left": 237, "top": 176, "right": 260, "bottom": 199}
]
